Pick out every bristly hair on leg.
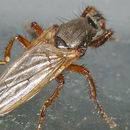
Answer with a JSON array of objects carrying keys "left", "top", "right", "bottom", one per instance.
[
  {"left": 80, "top": 63, "right": 87, "bottom": 68},
  {"left": 24, "top": 23, "right": 39, "bottom": 40}
]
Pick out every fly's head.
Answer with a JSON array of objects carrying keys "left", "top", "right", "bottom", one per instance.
[{"left": 54, "top": 6, "right": 113, "bottom": 56}]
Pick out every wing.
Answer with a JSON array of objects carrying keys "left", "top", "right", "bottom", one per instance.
[{"left": 0, "top": 42, "right": 78, "bottom": 115}]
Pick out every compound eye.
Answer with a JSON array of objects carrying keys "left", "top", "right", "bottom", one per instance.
[
  {"left": 55, "top": 36, "right": 69, "bottom": 49},
  {"left": 87, "top": 16, "right": 98, "bottom": 29}
]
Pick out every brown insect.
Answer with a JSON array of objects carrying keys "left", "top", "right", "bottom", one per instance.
[{"left": 0, "top": 6, "right": 117, "bottom": 129}]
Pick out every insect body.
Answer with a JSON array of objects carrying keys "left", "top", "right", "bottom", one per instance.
[{"left": 0, "top": 6, "right": 117, "bottom": 129}]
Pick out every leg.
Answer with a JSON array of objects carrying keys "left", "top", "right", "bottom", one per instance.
[
  {"left": 31, "top": 22, "right": 43, "bottom": 36},
  {"left": 89, "top": 29, "right": 114, "bottom": 48},
  {"left": 0, "top": 35, "right": 30, "bottom": 65},
  {"left": 25, "top": 22, "right": 43, "bottom": 37},
  {"left": 38, "top": 74, "right": 64, "bottom": 130},
  {"left": 66, "top": 64, "right": 117, "bottom": 128}
]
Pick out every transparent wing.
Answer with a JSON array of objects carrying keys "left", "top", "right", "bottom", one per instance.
[{"left": 0, "top": 42, "right": 68, "bottom": 115}]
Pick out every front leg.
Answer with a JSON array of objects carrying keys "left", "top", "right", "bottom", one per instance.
[
  {"left": 89, "top": 29, "right": 114, "bottom": 48},
  {"left": 66, "top": 64, "right": 117, "bottom": 128}
]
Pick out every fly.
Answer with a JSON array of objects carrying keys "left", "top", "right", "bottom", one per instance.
[{"left": 0, "top": 6, "right": 117, "bottom": 130}]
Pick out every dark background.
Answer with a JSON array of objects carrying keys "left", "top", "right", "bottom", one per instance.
[{"left": 0, "top": 0, "right": 130, "bottom": 130}]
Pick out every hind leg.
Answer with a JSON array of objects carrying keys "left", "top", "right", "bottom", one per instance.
[{"left": 0, "top": 35, "right": 30, "bottom": 65}]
